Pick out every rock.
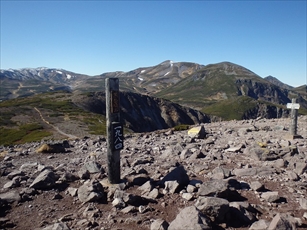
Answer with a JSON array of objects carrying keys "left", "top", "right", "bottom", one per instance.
[
  {"left": 19, "top": 162, "right": 38, "bottom": 172},
  {"left": 182, "top": 192, "right": 193, "bottom": 201},
  {"left": 30, "top": 169, "right": 57, "bottom": 189},
  {"left": 261, "top": 191, "right": 280, "bottom": 203},
  {"left": 163, "top": 181, "right": 180, "bottom": 194},
  {"left": 268, "top": 213, "right": 296, "bottom": 230},
  {"left": 249, "top": 219, "right": 270, "bottom": 229},
  {"left": 187, "top": 184, "right": 197, "bottom": 193},
  {"left": 294, "top": 162, "right": 307, "bottom": 175},
  {"left": 229, "top": 201, "right": 257, "bottom": 226},
  {"left": 128, "top": 173, "right": 150, "bottom": 186},
  {"left": 147, "top": 188, "right": 160, "bottom": 199},
  {"left": 195, "top": 196, "right": 229, "bottom": 223},
  {"left": 212, "top": 166, "right": 232, "bottom": 179},
  {"left": 198, "top": 179, "right": 230, "bottom": 198},
  {"left": 287, "top": 171, "right": 300, "bottom": 181},
  {"left": 0, "top": 191, "right": 21, "bottom": 203},
  {"left": 77, "top": 180, "right": 105, "bottom": 203},
  {"left": 138, "top": 205, "right": 147, "bottom": 213},
  {"left": 3, "top": 177, "right": 20, "bottom": 189},
  {"left": 138, "top": 180, "right": 153, "bottom": 194},
  {"left": 225, "top": 145, "right": 242, "bottom": 153},
  {"left": 113, "top": 190, "right": 150, "bottom": 207},
  {"left": 36, "top": 143, "right": 66, "bottom": 153},
  {"left": 150, "top": 219, "right": 169, "bottom": 230},
  {"left": 161, "top": 165, "right": 189, "bottom": 190},
  {"left": 180, "top": 148, "right": 192, "bottom": 159},
  {"left": 112, "top": 198, "right": 126, "bottom": 208},
  {"left": 77, "top": 168, "right": 90, "bottom": 180},
  {"left": 66, "top": 187, "right": 78, "bottom": 197},
  {"left": 82, "top": 161, "right": 104, "bottom": 174},
  {"left": 168, "top": 206, "right": 212, "bottom": 230},
  {"left": 299, "top": 198, "right": 307, "bottom": 209},
  {"left": 233, "top": 168, "right": 257, "bottom": 177},
  {"left": 121, "top": 205, "right": 136, "bottom": 214},
  {"left": 250, "top": 181, "right": 265, "bottom": 191},
  {"left": 187, "top": 125, "right": 206, "bottom": 139},
  {"left": 41, "top": 222, "right": 71, "bottom": 230},
  {"left": 7, "top": 170, "right": 25, "bottom": 180}
]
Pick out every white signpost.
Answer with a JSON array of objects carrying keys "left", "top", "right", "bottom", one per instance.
[{"left": 286, "top": 98, "right": 301, "bottom": 138}]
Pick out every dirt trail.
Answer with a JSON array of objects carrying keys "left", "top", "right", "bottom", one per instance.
[{"left": 34, "top": 107, "right": 78, "bottom": 139}]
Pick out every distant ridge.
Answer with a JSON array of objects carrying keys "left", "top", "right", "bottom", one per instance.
[
  {"left": 264, "top": 75, "right": 294, "bottom": 90},
  {"left": 1, "top": 61, "right": 307, "bottom": 120}
]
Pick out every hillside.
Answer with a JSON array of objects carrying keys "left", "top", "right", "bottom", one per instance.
[{"left": 0, "top": 91, "right": 209, "bottom": 146}]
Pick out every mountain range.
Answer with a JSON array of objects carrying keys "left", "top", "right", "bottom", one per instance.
[
  {"left": 1, "top": 60, "right": 306, "bottom": 111},
  {"left": 0, "top": 60, "right": 306, "bottom": 143}
]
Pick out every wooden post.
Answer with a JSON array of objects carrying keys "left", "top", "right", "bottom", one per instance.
[
  {"left": 106, "top": 78, "right": 123, "bottom": 184},
  {"left": 286, "top": 98, "right": 302, "bottom": 139}
]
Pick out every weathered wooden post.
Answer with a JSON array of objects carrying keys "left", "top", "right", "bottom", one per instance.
[
  {"left": 286, "top": 98, "right": 301, "bottom": 139},
  {"left": 106, "top": 78, "right": 123, "bottom": 184}
]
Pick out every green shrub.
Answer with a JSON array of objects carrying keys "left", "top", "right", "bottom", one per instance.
[{"left": 0, "top": 123, "right": 52, "bottom": 146}]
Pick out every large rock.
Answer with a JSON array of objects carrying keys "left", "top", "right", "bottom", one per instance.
[
  {"left": 268, "top": 213, "right": 296, "bottom": 230},
  {"left": 168, "top": 206, "right": 212, "bottom": 230},
  {"left": 228, "top": 202, "right": 258, "bottom": 226},
  {"left": 195, "top": 197, "right": 229, "bottom": 223},
  {"left": 160, "top": 165, "right": 189, "bottom": 191},
  {"left": 36, "top": 143, "right": 66, "bottom": 153},
  {"left": 30, "top": 169, "right": 57, "bottom": 189},
  {"left": 77, "top": 180, "right": 105, "bottom": 203},
  {"left": 82, "top": 161, "right": 104, "bottom": 174},
  {"left": 187, "top": 125, "right": 206, "bottom": 139},
  {"left": 198, "top": 179, "right": 230, "bottom": 198},
  {"left": 249, "top": 219, "right": 270, "bottom": 230},
  {"left": 150, "top": 219, "right": 169, "bottom": 230},
  {"left": 0, "top": 191, "right": 21, "bottom": 203}
]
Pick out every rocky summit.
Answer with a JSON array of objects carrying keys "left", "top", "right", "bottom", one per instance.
[{"left": 0, "top": 115, "right": 307, "bottom": 230}]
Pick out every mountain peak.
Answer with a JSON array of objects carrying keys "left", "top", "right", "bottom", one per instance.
[{"left": 264, "top": 75, "right": 293, "bottom": 90}]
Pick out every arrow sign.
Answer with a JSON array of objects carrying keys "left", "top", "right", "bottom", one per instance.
[{"left": 287, "top": 103, "right": 300, "bottom": 110}]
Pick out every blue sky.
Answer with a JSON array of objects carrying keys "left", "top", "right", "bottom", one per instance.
[{"left": 1, "top": 1, "right": 306, "bottom": 87}]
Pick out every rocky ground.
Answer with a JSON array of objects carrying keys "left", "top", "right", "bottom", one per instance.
[{"left": 0, "top": 115, "right": 307, "bottom": 230}]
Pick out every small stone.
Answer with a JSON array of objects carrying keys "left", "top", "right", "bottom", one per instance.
[
  {"left": 139, "top": 205, "right": 147, "bottom": 213},
  {"left": 182, "top": 192, "right": 193, "bottom": 201},
  {"left": 112, "top": 198, "right": 125, "bottom": 209}
]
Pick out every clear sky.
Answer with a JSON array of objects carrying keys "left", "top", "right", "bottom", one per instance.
[{"left": 1, "top": 1, "right": 306, "bottom": 87}]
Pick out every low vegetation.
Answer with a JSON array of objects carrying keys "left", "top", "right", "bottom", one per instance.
[
  {"left": 0, "top": 123, "right": 52, "bottom": 146},
  {"left": 201, "top": 96, "right": 258, "bottom": 120},
  {"left": 173, "top": 124, "right": 190, "bottom": 131},
  {"left": 0, "top": 91, "right": 108, "bottom": 145}
]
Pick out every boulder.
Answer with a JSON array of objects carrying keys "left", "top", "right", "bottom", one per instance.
[
  {"left": 0, "top": 191, "right": 21, "bottom": 203},
  {"left": 36, "top": 143, "right": 66, "bottom": 153},
  {"left": 160, "top": 165, "right": 189, "bottom": 191},
  {"left": 187, "top": 125, "right": 206, "bottom": 139},
  {"left": 82, "top": 161, "right": 104, "bottom": 174},
  {"left": 195, "top": 196, "right": 229, "bottom": 223},
  {"left": 150, "top": 219, "right": 169, "bottom": 230},
  {"left": 77, "top": 180, "right": 105, "bottom": 203},
  {"left": 168, "top": 206, "right": 212, "bottom": 230},
  {"left": 268, "top": 213, "right": 296, "bottom": 230},
  {"left": 30, "top": 169, "right": 57, "bottom": 190}
]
